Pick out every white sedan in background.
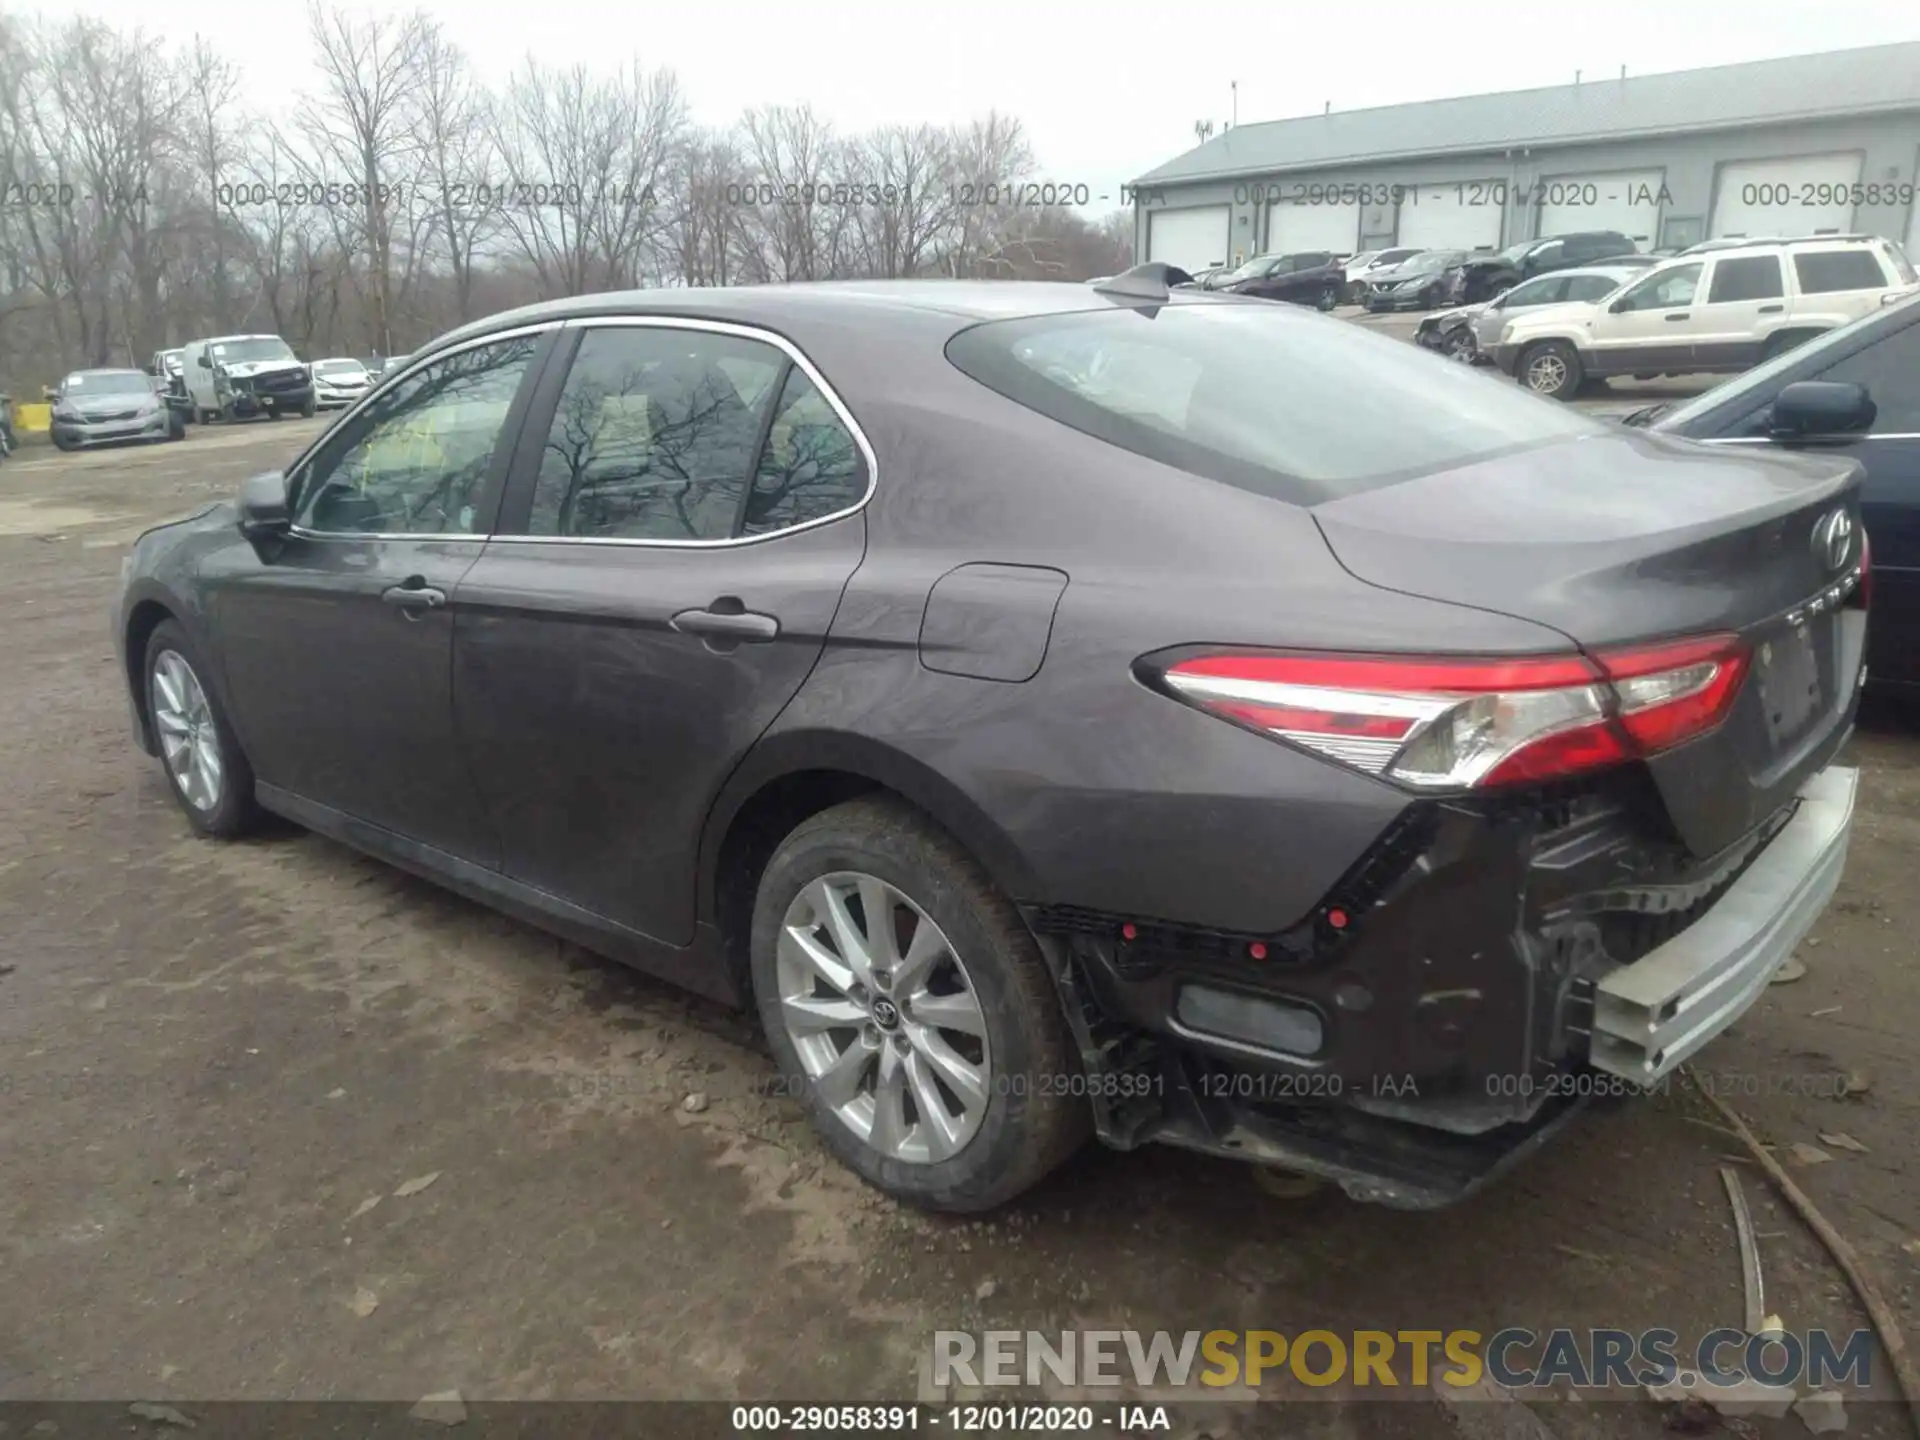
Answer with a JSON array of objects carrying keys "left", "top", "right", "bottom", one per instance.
[{"left": 311, "top": 358, "right": 374, "bottom": 410}]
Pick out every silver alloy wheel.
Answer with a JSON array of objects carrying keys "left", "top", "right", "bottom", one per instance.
[
  {"left": 1445, "top": 330, "right": 1476, "bottom": 361},
  {"left": 776, "top": 871, "right": 991, "bottom": 1165},
  {"left": 151, "top": 649, "right": 224, "bottom": 812},
  {"left": 1525, "top": 351, "right": 1569, "bottom": 394}
]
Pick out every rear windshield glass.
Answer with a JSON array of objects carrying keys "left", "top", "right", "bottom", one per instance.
[{"left": 945, "top": 301, "right": 1608, "bottom": 504}]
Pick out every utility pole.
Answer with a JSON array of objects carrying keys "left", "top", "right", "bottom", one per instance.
[{"left": 1231, "top": 81, "right": 1238, "bottom": 128}]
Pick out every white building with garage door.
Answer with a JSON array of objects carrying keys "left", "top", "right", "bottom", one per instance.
[{"left": 1130, "top": 42, "right": 1920, "bottom": 272}]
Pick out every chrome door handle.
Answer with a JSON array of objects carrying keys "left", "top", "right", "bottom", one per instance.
[{"left": 381, "top": 583, "right": 447, "bottom": 610}]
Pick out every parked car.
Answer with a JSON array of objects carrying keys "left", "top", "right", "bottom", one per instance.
[
  {"left": 1493, "top": 236, "right": 1919, "bottom": 399},
  {"left": 49, "top": 368, "right": 181, "bottom": 450},
  {"left": 145, "top": 348, "right": 196, "bottom": 427},
  {"left": 1181, "top": 266, "right": 1228, "bottom": 290},
  {"left": 1626, "top": 293, "right": 1917, "bottom": 690},
  {"left": 1343, "top": 247, "right": 1424, "bottom": 303},
  {"left": 1361, "top": 249, "right": 1470, "bottom": 311},
  {"left": 312, "top": 357, "right": 375, "bottom": 410},
  {"left": 1447, "top": 232, "right": 1640, "bottom": 304},
  {"left": 1208, "top": 251, "right": 1349, "bottom": 310},
  {"left": 182, "top": 334, "right": 316, "bottom": 422},
  {"left": 114, "top": 265, "right": 1867, "bottom": 1212},
  {"left": 1416, "top": 261, "right": 1652, "bottom": 362}
]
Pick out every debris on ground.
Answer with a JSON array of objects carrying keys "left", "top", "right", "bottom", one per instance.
[
  {"left": 1771, "top": 956, "right": 1808, "bottom": 984},
  {"left": 1660, "top": 1394, "right": 1716, "bottom": 1433},
  {"left": 349, "top": 1287, "right": 379, "bottom": 1318},
  {"left": 1841, "top": 1070, "right": 1872, "bottom": 1099},
  {"left": 682, "top": 1092, "right": 709, "bottom": 1114},
  {"left": 393, "top": 1171, "right": 442, "bottom": 1198},
  {"left": 348, "top": 1195, "right": 382, "bottom": 1221},
  {"left": 1792, "top": 1389, "right": 1848, "bottom": 1433},
  {"left": 974, "top": 1279, "right": 996, "bottom": 1301},
  {"left": 1646, "top": 1375, "right": 1796, "bottom": 1419},
  {"left": 128, "top": 1402, "right": 196, "bottom": 1428},
  {"left": 409, "top": 1391, "right": 467, "bottom": 1426},
  {"left": 1817, "top": 1133, "right": 1869, "bottom": 1153},
  {"left": 1788, "top": 1143, "right": 1833, "bottom": 1166},
  {"left": 1721, "top": 1166, "right": 1769, "bottom": 1336}
]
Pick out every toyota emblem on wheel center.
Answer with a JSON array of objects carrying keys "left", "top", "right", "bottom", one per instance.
[{"left": 1812, "top": 508, "right": 1855, "bottom": 571}]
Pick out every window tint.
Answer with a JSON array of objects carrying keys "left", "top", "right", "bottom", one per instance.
[
  {"left": 945, "top": 304, "right": 1607, "bottom": 506},
  {"left": 1566, "top": 275, "right": 1624, "bottom": 302},
  {"left": 1616, "top": 263, "right": 1701, "bottom": 311},
  {"left": 1707, "top": 255, "right": 1785, "bottom": 303},
  {"left": 528, "top": 327, "right": 784, "bottom": 541},
  {"left": 1505, "top": 276, "right": 1568, "bottom": 307},
  {"left": 1794, "top": 250, "right": 1888, "bottom": 294},
  {"left": 742, "top": 370, "right": 868, "bottom": 535},
  {"left": 1815, "top": 319, "right": 1920, "bottom": 432},
  {"left": 1527, "top": 240, "right": 1564, "bottom": 270},
  {"left": 293, "top": 336, "right": 539, "bottom": 535}
]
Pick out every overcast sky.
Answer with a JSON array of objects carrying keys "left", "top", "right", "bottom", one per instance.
[{"left": 41, "top": 0, "right": 1920, "bottom": 209}]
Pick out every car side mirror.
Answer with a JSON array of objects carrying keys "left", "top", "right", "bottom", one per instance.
[
  {"left": 1609, "top": 297, "right": 1632, "bottom": 314},
  {"left": 197, "top": 355, "right": 211, "bottom": 369},
  {"left": 1770, "top": 381, "right": 1875, "bottom": 440},
  {"left": 238, "top": 469, "right": 293, "bottom": 542}
]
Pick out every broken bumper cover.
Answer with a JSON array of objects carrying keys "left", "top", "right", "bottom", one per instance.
[{"left": 1590, "top": 765, "right": 1857, "bottom": 1085}]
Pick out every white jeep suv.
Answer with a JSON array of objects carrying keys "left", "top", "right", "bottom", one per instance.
[{"left": 1492, "top": 235, "right": 1918, "bottom": 399}]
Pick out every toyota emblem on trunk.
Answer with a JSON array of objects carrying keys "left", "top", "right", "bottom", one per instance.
[{"left": 1812, "top": 508, "right": 1855, "bottom": 571}]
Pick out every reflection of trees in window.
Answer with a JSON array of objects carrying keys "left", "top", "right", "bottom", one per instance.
[
  {"left": 743, "top": 372, "right": 866, "bottom": 534},
  {"left": 301, "top": 338, "right": 537, "bottom": 534},
  {"left": 530, "top": 330, "right": 781, "bottom": 541}
]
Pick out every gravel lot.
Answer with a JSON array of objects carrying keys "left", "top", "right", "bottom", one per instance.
[{"left": 3, "top": 383, "right": 1916, "bottom": 1434}]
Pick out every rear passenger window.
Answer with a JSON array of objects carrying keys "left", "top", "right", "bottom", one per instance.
[
  {"left": 1707, "top": 256, "right": 1785, "bottom": 303},
  {"left": 528, "top": 327, "right": 783, "bottom": 542},
  {"left": 1794, "top": 250, "right": 1888, "bottom": 294},
  {"left": 742, "top": 370, "right": 868, "bottom": 535}
]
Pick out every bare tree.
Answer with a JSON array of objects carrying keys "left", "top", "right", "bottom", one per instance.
[
  {"left": 411, "top": 23, "right": 494, "bottom": 324},
  {"left": 492, "top": 57, "right": 686, "bottom": 297},
  {"left": 302, "top": 3, "right": 430, "bottom": 354}
]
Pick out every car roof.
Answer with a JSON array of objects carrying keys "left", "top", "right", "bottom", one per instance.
[
  {"left": 427, "top": 280, "right": 1259, "bottom": 357},
  {"left": 67, "top": 367, "right": 146, "bottom": 378}
]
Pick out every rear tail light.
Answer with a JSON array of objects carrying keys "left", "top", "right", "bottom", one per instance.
[{"left": 1156, "top": 635, "right": 1749, "bottom": 790}]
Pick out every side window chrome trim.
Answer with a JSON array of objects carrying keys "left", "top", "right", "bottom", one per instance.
[
  {"left": 285, "top": 321, "right": 562, "bottom": 541},
  {"left": 483, "top": 313, "right": 879, "bottom": 550},
  {"left": 1699, "top": 433, "right": 1920, "bottom": 445}
]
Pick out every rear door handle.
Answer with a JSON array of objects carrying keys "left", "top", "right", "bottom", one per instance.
[
  {"left": 1664, "top": 313, "right": 1691, "bottom": 322},
  {"left": 381, "top": 582, "right": 447, "bottom": 611},
  {"left": 670, "top": 601, "right": 780, "bottom": 645},
  {"left": 1758, "top": 303, "right": 1785, "bottom": 314}
]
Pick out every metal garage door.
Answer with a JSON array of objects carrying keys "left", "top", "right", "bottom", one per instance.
[
  {"left": 1711, "top": 155, "right": 1861, "bottom": 238},
  {"left": 1267, "top": 200, "right": 1360, "bottom": 254},
  {"left": 1147, "top": 206, "right": 1231, "bottom": 274},
  {"left": 1538, "top": 170, "right": 1665, "bottom": 246},
  {"left": 1396, "top": 181, "right": 1503, "bottom": 251}
]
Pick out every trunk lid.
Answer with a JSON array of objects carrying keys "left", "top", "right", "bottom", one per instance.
[{"left": 1312, "top": 429, "right": 1867, "bottom": 856}]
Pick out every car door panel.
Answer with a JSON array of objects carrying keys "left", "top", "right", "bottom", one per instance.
[
  {"left": 1585, "top": 262, "right": 1703, "bottom": 374},
  {"left": 208, "top": 327, "right": 558, "bottom": 861},
  {"left": 452, "top": 319, "right": 873, "bottom": 945},
  {"left": 454, "top": 520, "right": 864, "bottom": 943}
]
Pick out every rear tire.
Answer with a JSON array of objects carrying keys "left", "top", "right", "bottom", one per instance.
[
  {"left": 1518, "top": 340, "right": 1583, "bottom": 401},
  {"left": 53, "top": 432, "right": 76, "bottom": 452},
  {"left": 750, "top": 798, "right": 1088, "bottom": 1213},
  {"left": 1316, "top": 285, "right": 1339, "bottom": 312},
  {"left": 143, "top": 620, "right": 261, "bottom": 839}
]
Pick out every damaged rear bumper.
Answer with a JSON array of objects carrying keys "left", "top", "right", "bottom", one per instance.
[{"left": 1590, "top": 765, "right": 1856, "bottom": 1084}]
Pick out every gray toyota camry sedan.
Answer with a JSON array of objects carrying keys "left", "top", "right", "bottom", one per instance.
[{"left": 114, "top": 266, "right": 1866, "bottom": 1212}]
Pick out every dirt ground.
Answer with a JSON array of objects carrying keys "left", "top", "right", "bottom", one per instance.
[{"left": 1, "top": 411, "right": 1915, "bottom": 1438}]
